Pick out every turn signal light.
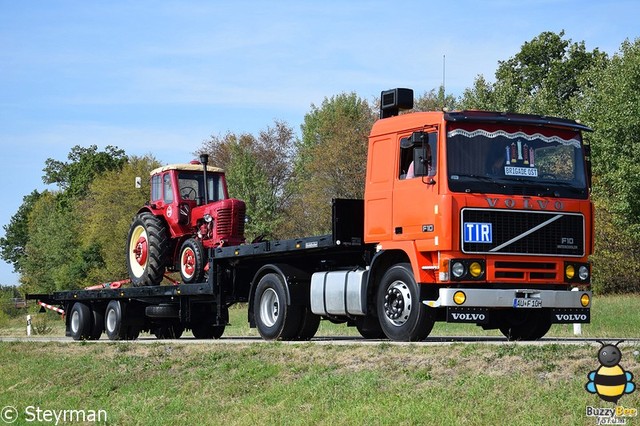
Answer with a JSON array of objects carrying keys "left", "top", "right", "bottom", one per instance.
[{"left": 453, "top": 291, "right": 466, "bottom": 305}]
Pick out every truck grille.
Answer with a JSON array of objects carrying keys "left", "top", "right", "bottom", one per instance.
[{"left": 461, "top": 208, "right": 584, "bottom": 257}]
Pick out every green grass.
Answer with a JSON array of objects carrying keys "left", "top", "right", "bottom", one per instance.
[{"left": 0, "top": 342, "right": 638, "bottom": 425}]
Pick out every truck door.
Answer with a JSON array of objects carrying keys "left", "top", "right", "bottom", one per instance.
[{"left": 392, "top": 130, "right": 440, "bottom": 250}]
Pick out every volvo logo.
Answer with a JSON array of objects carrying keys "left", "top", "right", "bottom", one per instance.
[
  {"left": 486, "top": 198, "right": 564, "bottom": 210},
  {"left": 555, "top": 314, "right": 588, "bottom": 321},
  {"left": 450, "top": 313, "right": 486, "bottom": 321}
]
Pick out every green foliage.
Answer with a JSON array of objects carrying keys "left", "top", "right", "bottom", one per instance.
[
  {"left": 198, "top": 121, "right": 295, "bottom": 241},
  {"left": 413, "top": 86, "right": 459, "bottom": 111},
  {"left": 579, "top": 38, "right": 640, "bottom": 292},
  {"left": 43, "top": 145, "right": 126, "bottom": 203},
  {"left": 461, "top": 31, "right": 607, "bottom": 116},
  {"left": 283, "top": 92, "right": 376, "bottom": 236},
  {"left": 79, "top": 155, "right": 162, "bottom": 283},
  {"left": 0, "top": 190, "right": 41, "bottom": 273}
]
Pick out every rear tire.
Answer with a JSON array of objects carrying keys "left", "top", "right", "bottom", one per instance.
[
  {"left": 104, "top": 300, "right": 138, "bottom": 340},
  {"left": 153, "top": 324, "right": 184, "bottom": 339},
  {"left": 127, "top": 212, "right": 169, "bottom": 287},
  {"left": 376, "top": 263, "right": 434, "bottom": 341},
  {"left": 253, "top": 273, "right": 301, "bottom": 340},
  {"left": 69, "top": 302, "right": 92, "bottom": 340},
  {"left": 88, "top": 306, "right": 104, "bottom": 340},
  {"left": 294, "top": 307, "right": 320, "bottom": 341}
]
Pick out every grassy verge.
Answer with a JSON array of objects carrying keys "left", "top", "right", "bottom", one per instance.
[
  {"left": 1, "top": 294, "right": 639, "bottom": 339},
  {"left": 0, "top": 342, "right": 639, "bottom": 425}
]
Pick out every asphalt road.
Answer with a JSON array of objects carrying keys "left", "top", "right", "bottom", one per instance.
[{"left": 2, "top": 335, "right": 639, "bottom": 346}]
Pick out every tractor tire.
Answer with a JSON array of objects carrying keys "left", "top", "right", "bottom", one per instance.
[
  {"left": 126, "top": 212, "right": 169, "bottom": 287},
  {"left": 179, "top": 238, "right": 205, "bottom": 284}
]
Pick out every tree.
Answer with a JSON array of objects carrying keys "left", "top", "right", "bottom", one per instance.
[
  {"left": 43, "top": 145, "right": 126, "bottom": 203},
  {"left": 461, "top": 31, "right": 607, "bottom": 116},
  {"left": 579, "top": 38, "right": 640, "bottom": 293},
  {"left": 413, "top": 86, "right": 458, "bottom": 111},
  {"left": 78, "top": 155, "right": 162, "bottom": 283},
  {"left": 283, "top": 92, "right": 376, "bottom": 236},
  {"left": 198, "top": 121, "right": 296, "bottom": 240},
  {"left": 0, "top": 190, "right": 41, "bottom": 273}
]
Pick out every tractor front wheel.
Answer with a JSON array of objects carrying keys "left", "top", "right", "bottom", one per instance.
[
  {"left": 126, "top": 212, "right": 169, "bottom": 287},
  {"left": 179, "top": 238, "right": 205, "bottom": 283}
]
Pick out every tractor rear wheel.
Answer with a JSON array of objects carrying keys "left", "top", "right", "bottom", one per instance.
[{"left": 127, "top": 212, "right": 169, "bottom": 287}]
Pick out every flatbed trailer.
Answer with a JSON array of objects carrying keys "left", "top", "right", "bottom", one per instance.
[{"left": 28, "top": 199, "right": 373, "bottom": 341}]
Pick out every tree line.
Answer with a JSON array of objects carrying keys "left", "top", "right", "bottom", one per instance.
[{"left": 1, "top": 31, "right": 639, "bottom": 294}]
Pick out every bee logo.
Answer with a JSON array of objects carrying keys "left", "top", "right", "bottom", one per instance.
[{"left": 586, "top": 340, "right": 636, "bottom": 403}]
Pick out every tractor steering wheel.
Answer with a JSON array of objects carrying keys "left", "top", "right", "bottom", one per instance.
[{"left": 180, "top": 187, "right": 197, "bottom": 200}]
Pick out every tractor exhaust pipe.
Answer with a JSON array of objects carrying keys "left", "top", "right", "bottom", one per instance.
[{"left": 200, "top": 153, "right": 209, "bottom": 204}]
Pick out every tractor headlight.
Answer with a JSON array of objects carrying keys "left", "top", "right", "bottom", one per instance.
[{"left": 203, "top": 213, "right": 213, "bottom": 223}]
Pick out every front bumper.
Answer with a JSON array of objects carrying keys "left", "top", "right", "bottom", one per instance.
[{"left": 423, "top": 288, "right": 591, "bottom": 309}]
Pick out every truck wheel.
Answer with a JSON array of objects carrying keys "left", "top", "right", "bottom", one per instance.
[
  {"left": 179, "top": 238, "right": 205, "bottom": 283},
  {"left": 294, "top": 307, "right": 320, "bottom": 341},
  {"left": 104, "top": 300, "right": 138, "bottom": 340},
  {"left": 127, "top": 212, "right": 168, "bottom": 287},
  {"left": 69, "top": 302, "right": 92, "bottom": 340},
  {"left": 254, "top": 273, "right": 302, "bottom": 340},
  {"left": 499, "top": 309, "right": 552, "bottom": 341},
  {"left": 88, "top": 306, "right": 104, "bottom": 340},
  {"left": 376, "top": 263, "right": 434, "bottom": 341},
  {"left": 153, "top": 324, "right": 184, "bottom": 339},
  {"left": 355, "top": 315, "right": 386, "bottom": 339}
]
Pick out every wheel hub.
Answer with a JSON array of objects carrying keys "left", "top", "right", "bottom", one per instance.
[
  {"left": 259, "top": 288, "right": 279, "bottom": 328},
  {"left": 181, "top": 248, "right": 195, "bottom": 277},
  {"left": 133, "top": 236, "right": 148, "bottom": 266},
  {"left": 383, "top": 281, "right": 412, "bottom": 326}
]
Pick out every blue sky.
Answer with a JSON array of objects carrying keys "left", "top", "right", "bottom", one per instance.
[{"left": 0, "top": 0, "right": 638, "bottom": 286}]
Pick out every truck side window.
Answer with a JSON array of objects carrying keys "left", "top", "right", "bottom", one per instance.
[
  {"left": 399, "top": 132, "right": 437, "bottom": 179},
  {"left": 163, "top": 173, "right": 174, "bottom": 203}
]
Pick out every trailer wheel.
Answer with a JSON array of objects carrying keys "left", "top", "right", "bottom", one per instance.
[
  {"left": 376, "top": 263, "right": 434, "bottom": 341},
  {"left": 104, "top": 300, "right": 138, "bottom": 340},
  {"left": 355, "top": 315, "right": 386, "bottom": 339},
  {"left": 88, "top": 306, "right": 104, "bottom": 340},
  {"left": 294, "top": 307, "right": 320, "bottom": 341},
  {"left": 179, "top": 238, "right": 205, "bottom": 283},
  {"left": 499, "top": 309, "right": 552, "bottom": 341},
  {"left": 192, "top": 323, "right": 225, "bottom": 339},
  {"left": 153, "top": 324, "right": 184, "bottom": 339},
  {"left": 69, "top": 302, "right": 92, "bottom": 340},
  {"left": 254, "top": 273, "right": 301, "bottom": 340},
  {"left": 127, "top": 212, "right": 168, "bottom": 287}
]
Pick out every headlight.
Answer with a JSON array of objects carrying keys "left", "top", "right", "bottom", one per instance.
[
  {"left": 203, "top": 213, "right": 213, "bottom": 223},
  {"left": 451, "top": 262, "right": 465, "bottom": 278},
  {"left": 578, "top": 265, "right": 589, "bottom": 281}
]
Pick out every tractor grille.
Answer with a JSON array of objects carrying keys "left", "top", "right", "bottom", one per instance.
[
  {"left": 215, "top": 199, "right": 246, "bottom": 244},
  {"left": 461, "top": 208, "right": 584, "bottom": 257}
]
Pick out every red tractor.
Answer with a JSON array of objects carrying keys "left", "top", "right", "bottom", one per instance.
[{"left": 126, "top": 154, "right": 246, "bottom": 286}]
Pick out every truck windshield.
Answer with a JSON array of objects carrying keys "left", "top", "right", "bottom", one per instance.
[
  {"left": 178, "top": 172, "right": 226, "bottom": 204},
  {"left": 446, "top": 123, "right": 588, "bottom": 198}
]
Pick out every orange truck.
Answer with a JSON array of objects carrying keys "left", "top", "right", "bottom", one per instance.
[{"left": 31, "top": 88, "right": 592, "bottom": 342}]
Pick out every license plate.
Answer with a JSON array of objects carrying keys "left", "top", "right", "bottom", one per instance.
[{"left": 513, "top": 298, "right": 542, "bottom": 308}]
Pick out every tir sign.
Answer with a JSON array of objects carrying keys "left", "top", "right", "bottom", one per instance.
[{"left": 464, "top": 223, "right": 492, "bottom": 243}]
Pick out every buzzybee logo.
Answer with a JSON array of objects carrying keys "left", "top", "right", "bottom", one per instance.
[{"left": 585, "top": 340, "right": 636, "bottom": 403}]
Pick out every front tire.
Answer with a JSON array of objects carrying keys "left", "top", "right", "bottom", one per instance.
[
  {"left": 179, "top": 238, "right": 205, "bottom": 283},
  {"left": 376, "top": 263, "right": 434, "bottom": 341},
  {"left": 253, "top": 273, "right": 301, "bottom": 340},
  {"left": 127, "top": 212, "right": 169, "bottom": 287}
]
